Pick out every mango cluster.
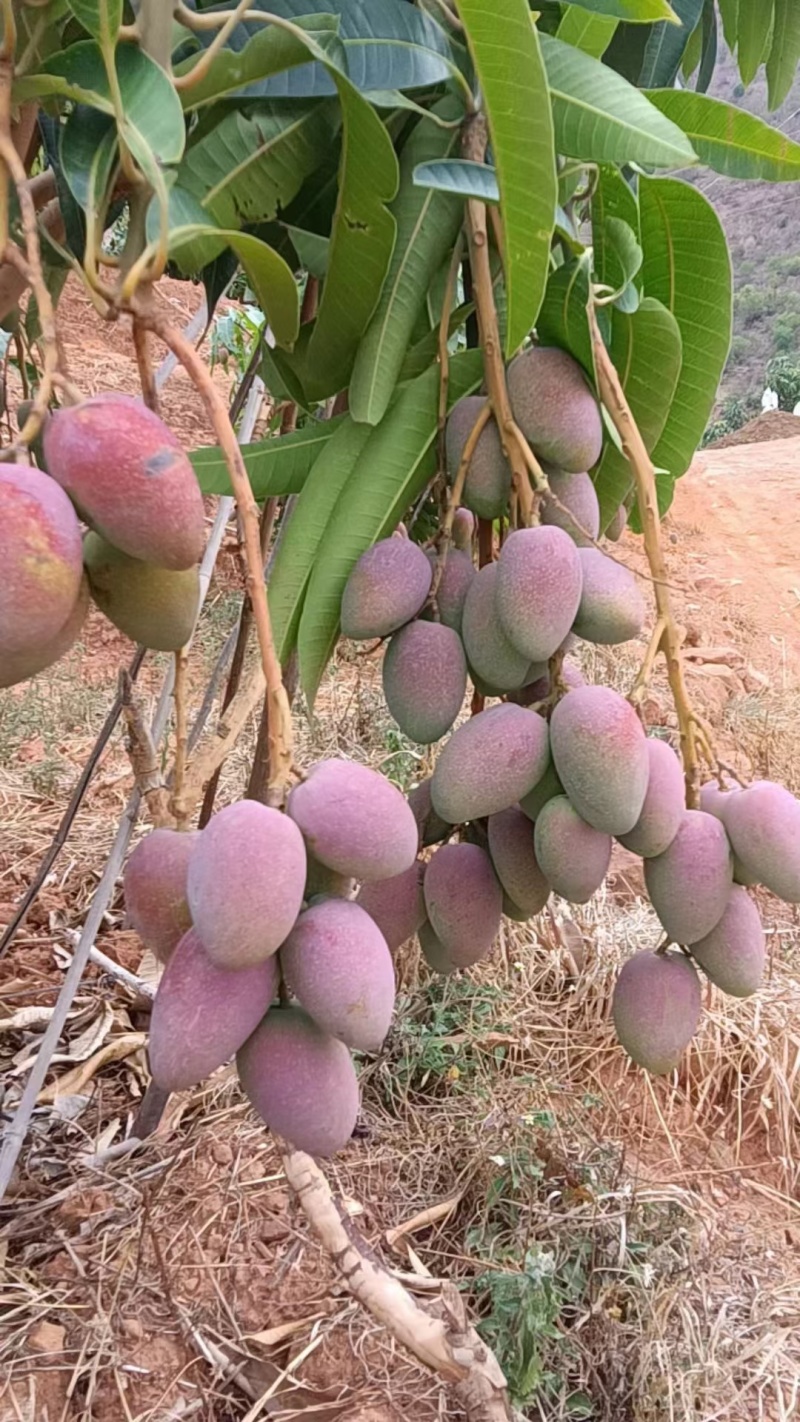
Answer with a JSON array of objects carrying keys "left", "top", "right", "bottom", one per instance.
[
  {"left": 1, "top": 394, "right": 206, "bottom": 687},
  {"left": 125, "top": 759, "right": 419, "bottom": 1156}
]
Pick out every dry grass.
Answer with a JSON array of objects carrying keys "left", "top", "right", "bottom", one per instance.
[{"left": 2, "top": 558, "right": 800, "bottom": 1421}]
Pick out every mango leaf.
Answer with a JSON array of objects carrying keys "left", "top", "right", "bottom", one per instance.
[
  {"left": 166, "top": 222, "right": 300, "bottom": 347},
  {"left": 600, "top": 216, "right": 642, "bottom": 312},
  {"left": 192, "top": 0, "right": 456, "bottom": 100},
  {"left": 555, "top": 0, "right": 676, "bottom": 17},
  {"left": 189, "top": 415, "right": 347, "bottom": 496},
  {"left": 412, "top": 158, "right": 499, "bottom": 203},
  {"left": 286, "top": 225, "right": 330, "bottom": 276},
  {"left": 174, "top": 15, "right": 341, "bottom": 109},
  {"left": 717, "top": 0, "right": 738, "bottom": 51},
  {"left": 680, "top": 9, "right": 703, "bottom": 80},
  {"left": 303, "top": 72, "right": 399, "bottom": 400},
  {"left": 15, "top": 42, "right": 185, "bottom": 170},
  {"left": 297, "top": 350, "right": 484, "bottom": 704},
  {"left": 349, "top": 96, "right": 464, "bottom": 426},
  {"left": 737, "top": 1, "right": 774, "bottom": 88},
  {"left": 457, "top": 0, "right": 557, "bottom": 355},
  {"left": 177, "top": 101, "right": 335, "bottom": 230},
  {"left": 645, "top": 90, "right": 800, "bottom": 180},
  {"left": 767, "top": 0, "right": 800, "bottom": 110},
  {"left": 269, "top": 418, "right": 374, "bottom": 661},
  {"left": 556, "top": 6, "right": 619, "bottom": 58},
  {"left": 536, "top": 254, "right": 595, "bottom": 376},
  {"left": 640, "top": 176, "right": 732, "bottom": 513},
  {"left": 66, "top": 0, "right": 122, "bottom": 42},
  {"left": 592, "top": 165, "right": 639, "bottom": 290},
  {"left": 397, "top": 302, "right": 474, "bottom": 382},
  {"left": 539, "top": 35, "right": 696, "bottom": 168},
  {"left": 592, "top": 297, "right": 682, "bottom": 529},
  {"left": 696, "top": 0, "right": 717, "bottom": 93},
  {"left": 639, "top": 0, "right": 703, "bottom": 87}
]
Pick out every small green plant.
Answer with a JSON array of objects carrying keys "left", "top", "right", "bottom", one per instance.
[
  {"left": 702, "top": 393, "right": 760, "bottom": 446},
  {"left": 766, "top": 353, "right": 800, "bottom": 409},
  {"left": 210, "top": 304, "right": 265, "bottom": 379},
  {"left": 382, "top": 978, "right": 507, "bottom": 1101}
]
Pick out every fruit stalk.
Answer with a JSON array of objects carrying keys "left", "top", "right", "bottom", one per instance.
[
  {"left": 430, "top": 398, "right": 490, "bottom": 606},
  {"left": 587, "top": 299, "right": 713, "bottom": 806},
  {"left": 139, "top": 306, "right": 293, "bottom": 806}
]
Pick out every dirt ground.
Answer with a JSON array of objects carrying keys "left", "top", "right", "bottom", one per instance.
[{"left": 1, "top": 279, "right": 799, "bottom": 1422}]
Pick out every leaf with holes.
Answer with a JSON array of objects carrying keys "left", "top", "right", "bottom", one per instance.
[
  {"left": 645, "top": 90, "right": 800, "bottom": 179},
  {"left": 639, "top": 175, "right": 732, "bottom": 513},
  {"left": 349, "top": 95, "right": 465, "bottom": 426},
  {"left": 592, "top": 298, "right": 682, "bottom": 529},
  {"left": 297, "top": 350, "right": 484, "bottom": 705},
  {"left": 540, "top": 35, "right": 696, "bottom": 167},
  {"left": 457, "top": 0, "right": 557, "bottom": 354}
]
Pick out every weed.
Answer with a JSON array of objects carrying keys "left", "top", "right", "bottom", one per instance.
[{"left": 381, "top": 977, "right": 507, "bottom": 1104}]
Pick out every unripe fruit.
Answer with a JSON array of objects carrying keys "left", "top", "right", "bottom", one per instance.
[
  {"left": 612, "top": 950, "right": 701, "bottom": 1075},
  {"left": 487, "top": 806, "right": 550, "bottom": 917},
  {"left": 573, "top": 548, "right": 645, "bottom": 645},
  {"left": 534, "top": 796, "right": 611, "bottom": 903},
  {"left": 280, "top": 899, "right": 395, "bottom": 1052},
  {"left": 495, "top": 526, "right": 583, "bottom": 663},
  {"left": 721, "top": 780, "right": 800, "bottom": 903},
  {"left": 0, "top": 465, "right": 83, "bottom": 656},
  {"left": 287, "top": 758, "right": 418, "bottom": 882},
  {"left": 431, "top": 703, "right": 550, "bottom": 824},
  {"left": 340, "top": 537, "right": 431, "bottom": 640},
  {"left": 618, "top": 739, "right": 685, "bottom": 859},
  {"left": 43, "top": 393, "right": 205, "bottom": 570},
  {"left": 644, "top": 810, "right": 733, "bottom": 944},
  {"left": 423, "top": 842, "right": 502, "bottom": 967},
  {"left": 123, "top": 828, "right": 197, "bottom": 963},
  {"left": 149, "top": 929, "right": 278, "bottom": 1091},
  {"left": 424, "top": 546, "right": 474, "bottom": 632},
  {"left": 506, "top": 347, "right": 603, "bottom": 473},
  {"left": 541, "top": 470, "right": 600, "bottom": 546},
  {"left": 187, "top": 800, "right": 306, "bottom": 969},
  {"left": 382, "top": 620, "right": 467, "bottom": 744},
  {"left": 1, "top": 575, "right": 88, "bottom": 689},
  {"left": 357, "top": 862, "right": 426, "bottom": 951},
  {"left": 690, "top": 886, "right": 765, "bottom": 998},
  {"left": 84, "top": 532, "right": 200, "bottom": 651},
  {"left": 445, "top": 395, "right": 511, "bottom": 519},
  {"left": 461, "top": 562, "right": 530, "bottom": 691},
  {"left": 550, "top": 685, "right": 649, "bottom": 835},
  {"left": 237, "top": 1006, "right": 359, "bottom": 1157}
]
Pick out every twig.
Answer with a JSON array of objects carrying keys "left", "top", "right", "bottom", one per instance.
[
  {"left": 138, "top": 307, "right": 293, "bottom": 806},
  {"left": 171, "top": 647, "right": 190, "bottom": 827},
  {"left": 437, "top": 235, "right": 463, "bottom": 471},
  {"left": 173, "top": 0, "right": 251, "bottom": 89},
  {"left": 121, "top": 670, "right": 174, "bottom": 828},
  {"left": 461, "top": 116, "right": 544, "bottom": 528},
  {"left": 587, "top": 299, "right": 715, "bottom": 805},
  {"left": 132, "top": 316, "right": 160, "bottom": 414},
  {"left": 281, "top": 1147, "right": 514, "bottom": 1421},
  {"left": 85, "top": 944, "right": 156, "bottom": 1001}
]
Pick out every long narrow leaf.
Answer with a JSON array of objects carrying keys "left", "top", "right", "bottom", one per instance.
[
  {"left": 737, "top": 0, "right": 774, "bottom": 87},
  {"left": 766, "top": 0, "right": 800, "bottom": 110},
  {"left": 457, "top": 0, "right": 557, "bottom": 355},
  {"left": 646, "top": 90, "right": 800, "bottom": 180},
  {"left": 557, "top": 6, "right": 619, "bottom": 57},
  {"left": 557, "top": 0, "right": 676, "bottom": 17},
  {"left": 639, "top": 0, "right": 703, "bottom": 87},
  {"left": 190, "top": 416, "right": 346, "bottom": 497}
]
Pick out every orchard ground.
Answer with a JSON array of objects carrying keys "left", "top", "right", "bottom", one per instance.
[{"left": 1, "top": 279, "right": 799, "bottom": 1422}]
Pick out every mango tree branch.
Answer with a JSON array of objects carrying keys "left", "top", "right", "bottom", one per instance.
[
  {"left": 587, "top": 298, "right": 714, "bottom": 806},
  {"left": 137, "top": 307, "right": 293, "bottom": 806}
]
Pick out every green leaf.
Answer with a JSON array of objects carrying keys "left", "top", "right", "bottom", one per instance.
[
  {"left": 286, "top": 225, "right": 330, "bottom": 276},
  {"left": 59, "top": 103, "right": 117, "bottom": 228},
  {"left": 540, "top": 35, "right": 697, "bottom": 168},
  {"left": 269, "top": 418, "right": 374, "bottom": 661},
  {"left": 189, "top": 415, "right": 347, "bottom": 496},
  {"left": 600, "top": 216, "right": 642, "bottom": 311},
  {"left": 349, "top": 97, "right": 464, "bottom": 426},
  {"left": 639, "top": 0, "right": 703, "bottom": 87},
  {"left": 16, "top": 42, "right": 185, "bottom": 167},
  {"left": 737, "top": 0, "right": 774, "bottom": 87},
  {"left": 645, "top": 90, "right": 800, "bottom": 180},
  {"left": 412, "top": 158, "right": 499, "bottom": 203},
  {"left": 696, "top": 0, "right": 718, "bottom": 93},
  {"left": 556, "top": 6, "right": 619, "bottom": 58},
  {"left": 717, "top": 0, "right": 738, "bottom": 50},
  {"left": 297, "top": 350, "right": 483, "bottom": 704},
  {"left": 192, "top": 0, "right": 456, "bottom": 100},
  {"left": 167, "top": 223, "right": 300, "bottom": 347},
  {"left": 536, "top": 255, "right": 596, "bottom": 376},
  {"left": 766, "top": 0, "right": 800, "bottom": 109},
  {"left": 177, "top": 101, "right": 335, "bottom": 230},
  {"left": 303, "top": 73, "right": 399, "bottom": 400},
  {"left": 397, "top": 302, "right": 474, "bottom": 382},
  {"left": 640, "top": 175, "right": 732, "bottom": 512},
  {"left": 554, "top": 0, "right": 676, "bottom": 18},
  {"left": 174, "top": 15, "right": 340, "bottom": 109},
  {"left": 591, "top": 165, "right": 639, "bottom": 290},
  {"left": 592, "top": 297, "right": 682, "bottom": 528},
  {"left": 66, "top": 0, "right": 122, "bottom": 43},
  {"left": 457, "top": 0, "right": 557, "bottom": 355}
]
